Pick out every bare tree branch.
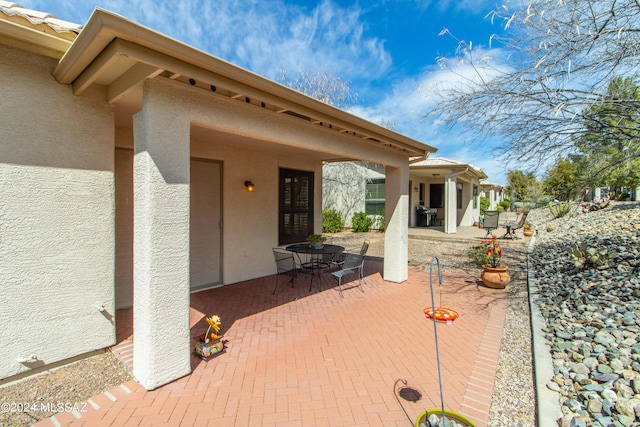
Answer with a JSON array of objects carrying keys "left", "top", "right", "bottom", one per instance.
[{"left": 425, "top": 0, "right": 640, "bottom": 168}]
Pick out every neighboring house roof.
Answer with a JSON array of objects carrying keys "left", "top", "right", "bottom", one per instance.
[
  {"left": 0, "top": 4, "right": 436, "bottom": 159},
  {"left": 410, "top": 157, "right": 487, "bottom": 180},
  {"left": 0, "top": 1, "right": 80, "bottom": 57},
  {"left": 480, "top": 180, "right": 503, "bottom": 190}
]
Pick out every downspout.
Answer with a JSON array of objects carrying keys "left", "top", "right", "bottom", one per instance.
[{"left": 444, "top": 169, "right": 467, "bottom": 234}]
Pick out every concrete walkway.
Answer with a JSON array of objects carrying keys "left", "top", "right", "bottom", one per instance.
[{"left": 35, "top": 258, "right": 510, "bottom": 427}]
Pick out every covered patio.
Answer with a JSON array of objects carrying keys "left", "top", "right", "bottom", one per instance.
[{"left": 40, "top": 258, "right": 509, "bottom": 427}]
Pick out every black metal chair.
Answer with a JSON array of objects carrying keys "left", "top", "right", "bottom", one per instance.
[
  {"left": 331, "top": 240, "right": 369, "bottom": 267},
  {"left": 331, "top": 252, "right": 366, "bottom": 298},
  {"left": 272, "top": 248, "right": 309, "bottom": 300},
  {"left": 501, "top": 212, "right": 528, "bottom": 240},
  {"left": 482, "top": 210, "right": 500, "bottom": 237}
]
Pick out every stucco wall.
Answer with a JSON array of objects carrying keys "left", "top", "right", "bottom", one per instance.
[
  {"left": 0, "top": 44, "right": 115, "bottom": 380},
  {"left": 192, "top": 136, "right": 319, "bottom": 285}
]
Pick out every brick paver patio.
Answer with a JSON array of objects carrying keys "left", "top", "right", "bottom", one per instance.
[{"left": 35, "top": 258, "right": 509, "bottom": 427}]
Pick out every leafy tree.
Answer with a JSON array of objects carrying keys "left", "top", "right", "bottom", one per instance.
[
  {"left": 426, "top": 0, "right": 640, "bottom": 169},
  {"left": 506, "top": 170, "right": 537, "bottom": 202},
  {"left": 543, "top": 155, "right": 587, "bottom": 201},
  {"left": 576, "top": 77, "right": 640, "bottom": 194},
  {"left": 479, "top": 196, "right": 490, "bottom": 215}
]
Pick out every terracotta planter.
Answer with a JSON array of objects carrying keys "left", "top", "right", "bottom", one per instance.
[
  {"left": 481, "top": 265, "right": 510, "bottom": 289},
  {"left": 523, "top": 229, "right": 534, "bottom": 237}
]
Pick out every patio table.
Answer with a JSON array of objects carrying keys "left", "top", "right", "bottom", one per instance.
[
  {"left": 286, "top": 243, "right": 345, "bottom": 291},
  {"left": 499, "top": 221, "right": 519, "bottom": 240}
]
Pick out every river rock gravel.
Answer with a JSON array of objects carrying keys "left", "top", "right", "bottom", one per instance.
[{"left": 527, "top": 201, "right": 640, "bottom": 426}]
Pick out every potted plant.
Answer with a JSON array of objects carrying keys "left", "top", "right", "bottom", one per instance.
[
  {"left": 480, "top": 235, "right": 510, "bottom": 289},
  {"left": 194, "top": 315, "right": 226, "bottom": 360},
  {"left": 306, "top": 234, "right": 327, "bottom": 249},
  {"left": 523, "top": 221, "right": 534, "bottom": 236}
]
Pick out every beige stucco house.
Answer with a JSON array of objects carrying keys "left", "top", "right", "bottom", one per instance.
[
  {"left": 409, "top": 157, "right": 487, "bottom": 233},
  {"left": 323, "top": 158, "right": 489, "bottom": 234},
  {"left": 480, "top": 180, "right": 505, "bottom": 210},
  {"left": 0, "top": 5, "right": 436, "bottom": 389}
]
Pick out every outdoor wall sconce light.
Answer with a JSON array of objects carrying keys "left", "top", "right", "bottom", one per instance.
[{"left": 244, "top": 181, "right": 254, "bottom": 192}]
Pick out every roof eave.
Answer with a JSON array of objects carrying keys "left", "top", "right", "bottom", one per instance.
[
  {"left": 0, "top": 16, "right": 72, "bottom": 58},
  {"left": 53, "top": 8, "right": 435, "bottom": 158}
]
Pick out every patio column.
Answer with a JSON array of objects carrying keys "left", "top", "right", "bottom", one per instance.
[
  {"left": 444, "top": 170, "right": 467, "bottom": 233},
  {"left": 132, "top": 85, "right": 191, "bottom": 390},
  {"left": 384, "top": 164, "right": 408, "bottom": 283},
  {"left": 594, "top": 187, "right": 602, "bottom": 201}
]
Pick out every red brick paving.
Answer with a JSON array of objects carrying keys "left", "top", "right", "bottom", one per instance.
[{"left": 35, "top": 260, "right": 508, "bottom": 427}]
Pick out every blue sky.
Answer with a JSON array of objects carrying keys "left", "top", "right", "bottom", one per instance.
[{"left": 20, "top": 0, "right": 511, "bottom": 184}]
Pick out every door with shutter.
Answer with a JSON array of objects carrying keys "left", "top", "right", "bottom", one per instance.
[{"left": 279, "top": 168, "right": 314, "bottom": 245}]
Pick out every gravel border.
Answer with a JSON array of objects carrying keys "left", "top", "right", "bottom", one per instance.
[{"left": 0, "top": 351, "right": 132, "bottom": 426}]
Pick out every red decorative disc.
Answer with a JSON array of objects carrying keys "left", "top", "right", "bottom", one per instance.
[{"left": 424, "top": 307, "right": 459, "bottom": 322}]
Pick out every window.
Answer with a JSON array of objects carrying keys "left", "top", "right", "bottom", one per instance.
[
  {"left": 473, "top": 184, "right": 478, "bottom": 208},
  {"left": 365, "top": 178, "right": 385, "bottom": 215},
  {"left": 279, "top": 168, "right": 314, "bottom": 245},
  {"left": 419, "top": 183, "right": 426, "bottom": 206},
  {"left": 457, "top": 186, "right": 462, "bottom": 209}
]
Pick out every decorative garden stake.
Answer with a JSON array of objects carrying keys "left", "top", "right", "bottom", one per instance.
[{"left": 416, "top": 257, "right": 476, "bottom": 427}]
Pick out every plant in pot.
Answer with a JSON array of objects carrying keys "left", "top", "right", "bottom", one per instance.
[
  {"left": 307, "top": 234, "right": 327, "bottom": 249},
  {"left": 523, "top": 221, "right": 534, "bottom": 236},
  {"left": 480, "top": 235, "right": 510, "bottom": 289}
]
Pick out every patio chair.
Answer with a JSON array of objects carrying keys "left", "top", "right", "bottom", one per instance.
[
  {"left": 331, "top": 239, "right": 369, "bottom": 268},
  {"left": 331, "top": 252, "right": 366, "bottom": 298},
  {"left": 434, "top": 208, "right": 444, "bottom": 226},
  {"left": 481, "top": 210, "right": 500, "bottom": 237},
  {"left": 501, "top": 211, "right": 528, "bottom": 240},
  {"left": 272, "top": 248, "right": 309, "bottom": 300}
]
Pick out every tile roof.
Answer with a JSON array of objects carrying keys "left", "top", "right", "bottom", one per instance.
[
  {"left": 412, "top": 156, "right": 483, "bottom": 171},
  {"left": 0, "top": 1, "right": 81, "bottom": 41}
]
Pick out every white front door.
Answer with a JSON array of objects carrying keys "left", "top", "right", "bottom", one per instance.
[{"left": 190, "top": 159, "right": 222, "bottom": 291}]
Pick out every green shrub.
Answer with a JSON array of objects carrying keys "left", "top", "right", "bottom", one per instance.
[
  {"left": 351, "top": 212, "right": 372, "bottom": 232},
  {"left": 322, "top": 208, "right": 344, "bottom": 233},
  {"left": 468, "top": 245, "right": 487, "bottom": 267},
  {"left": 536, "top": 195, "right": 554, "bottom": 207},
  {"left": 480, "top": 197, "right": 490, "bottom": 215},
  {"left": 497, "top": 205, "right": 504, "bottom": 212},
  {"left": 499, "top": 199, "right": 511, "bottom": 210}
]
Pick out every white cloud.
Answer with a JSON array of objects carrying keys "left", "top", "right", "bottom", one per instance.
[
  {"left": 21, "top": 0, "right": 392, "bottom": 82},
  {"left": 350, "top": 45, "right": 517, "bottom": 184}
]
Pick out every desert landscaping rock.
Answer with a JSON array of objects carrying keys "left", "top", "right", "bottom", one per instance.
[{"left": 528, "top": 201, "right": 640, "bottom": 425}]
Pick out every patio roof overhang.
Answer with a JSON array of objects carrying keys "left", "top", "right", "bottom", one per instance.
[
  {"left": 410, "top": 159, "right": 487, "bottom": 181},
  {"left": 50, "top": 8, "right": 435, "bottom": 160}
]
